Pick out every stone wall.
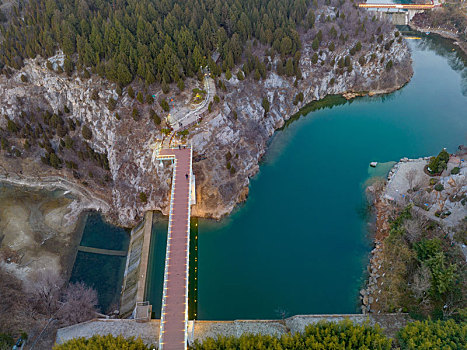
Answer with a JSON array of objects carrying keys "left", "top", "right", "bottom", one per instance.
[
  {"left": 55, "top": 313, "right": 410, "bottom": 346},
  {"left": 119, "top": 220, "right": 146, "bottom": 317}
]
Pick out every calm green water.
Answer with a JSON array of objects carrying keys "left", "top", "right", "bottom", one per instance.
[
  {"left": 197, "top": 35, "right": 467, "bottom": 320},
  {"left": 70, "top": 212, "right": 130, "bottom": 312},
  {"left": 145, "top": 214, "right": 169, "bottom": 318}
]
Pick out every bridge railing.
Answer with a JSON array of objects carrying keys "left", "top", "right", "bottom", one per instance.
[{"left": 157, "top": 144, "right": 193, "bottom": 350}]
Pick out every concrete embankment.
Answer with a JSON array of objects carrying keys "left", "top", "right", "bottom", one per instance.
[
  {"left": 55, "top": 313, "right": 410, "bottom": 346},
  {"left": 119, "top": 211, "right": 153, "bottom": 318}
]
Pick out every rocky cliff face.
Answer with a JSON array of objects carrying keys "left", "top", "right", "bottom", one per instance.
[
  {"left": 190, "top": 29, "right": 413, "bottom": 218},
  {"left": 0, "top": 28, "right": 412, "bottom": 226}
]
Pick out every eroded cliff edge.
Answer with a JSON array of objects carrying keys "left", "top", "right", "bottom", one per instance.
[{"left": 0, "top": 28, "right": 413, "bottom": 226}]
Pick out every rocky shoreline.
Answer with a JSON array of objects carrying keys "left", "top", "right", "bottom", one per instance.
[
  {"left": 409, "top": 22, "right": 467, "bottom": 57},
  {"left": 361, "top": 150, "right": 467, "bottom": 314}
]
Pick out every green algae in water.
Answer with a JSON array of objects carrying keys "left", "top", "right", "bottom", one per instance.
[
  {"left": 70, "top": 252, "right": 127, "bottom": 312},
  {"left": 79, "top": 212, "right": 129, "bottom": 250},
  {"left": 70, "top": 212, "right": 130, "bottom": 312}
]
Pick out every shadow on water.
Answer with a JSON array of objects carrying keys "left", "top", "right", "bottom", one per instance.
[
  {"left": 197, "top": 33, "right": 467, "bottom": 320},
  {"left": 281, "top": 95, "right": 348, "bottom": 131},
  {"left": 401, "top": 28, "right": 467, "bottom": 96},
  {"left": 69, "top": 211, "right": 129, "bottom": 313}
]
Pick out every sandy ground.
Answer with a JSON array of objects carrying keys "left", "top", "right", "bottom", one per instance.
[{"left": 0, "top": 183, "right": 85, "bottom": 281}]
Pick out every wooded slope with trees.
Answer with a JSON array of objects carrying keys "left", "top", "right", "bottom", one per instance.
[{"left": 0, "top": 0, "right": 308, "bottom": 85}]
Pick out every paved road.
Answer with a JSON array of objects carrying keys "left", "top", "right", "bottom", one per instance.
[
  {"left": 157, "top": 147, "right": 192, "bottom": 350},
  {"left": 169, "top": 76, "right": 215, "bottom": 131}
]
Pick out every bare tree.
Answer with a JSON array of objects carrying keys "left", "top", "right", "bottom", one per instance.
[
  {"left": 26, "top": 269, "right": 64, "bottom": 318},
  {"left": 0, "top": 264, "right": 33, "bottom": 333},
  {"left": 405, "top": 169, "right": 417, "bottom": 192},
  {"left": 56, "top": 282, "right": 99, "bottom": 327},
  {"left": 411, "top": 264, "right": 432, "bottom": 303}
]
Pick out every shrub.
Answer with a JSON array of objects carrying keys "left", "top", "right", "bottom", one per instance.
[
  {"left": 261, "top": 97, "right": 270, "bottom": 113},
  {"left": 385, "top": 60, "right": 393, "bottom": 70},
  {"left": 311, "top": 53, "right": 318, "bottom": 64},
  {"left": 428, "top": 149, "right": 450, "bottom": 174},
  {"left": 64, "top": 135, "right": 74, "bottom": 149},
  {"left": 358, "top": 55, "right": 366, "bottom": 66},
  {"left": 344, "top": 56, "right": 350, "bottom": 67},
  {"left": 190, "top": 320, "right": 391, "bottom": 349},
  {"left": 107, "top": 97, "right": 117, "bottom": 111},
  {"left": 397, "top": 320, "right": 466, "bottom": 350},
  {"left": 312, "top": 37, "right": 319, "bottom": 51},
  {"left": 81, "top": 125, "right": 92, "bottom": 140},
  {"left": 355, "top": 41, "right": 362, "bottom": 51},
  {"left": 6, "top": 117, "right": 19, "bottom": 133},
  {"left": 64, "top": 57, "right": 74, "bottom": 76},
  {"left": 237, "top": 71, "right": 244, "bottom": 81},
  {"left": 225, "top": 69, "right": 232, "bottom": 80},
  {"left": 136, "top": 91, "right": 144, "bottom": 103},
  {"left": 132, "top": 108, "right": 139, "bottom": 121},
  {"left": 150, "top": 109, "right": 161, "bottom": 125},
  {"left": 127, "top": 86, "right": 135, "bottom": 98},
  {"left": 213, "top": 95, "right": 220, "bottom": 103},
  {"left": 159, "top": 99, "right": 170, "bottom": 112},
  {"left": 177, "top": 79, "right": 185, "bottom": 91},
  {"left": 82, "top": 69, "right": 91, "bottom": 79},
  {"left": 0, "top": 333, "right": 14, "bottom": 349},
  {"left": 451, "top": 167, "right": 460, "bottom": 175},
  {"left": 53, "top": 334, "right": 149, "bottom": 349},
  {"left": 20, "top": 74, "right": 28, "bottom": 82},
  {"left": 434, "top": 183, "right": 444, "bottom": 191},
  {"left": 384, "top": 40, "right": 394, "bottom": 51},
  {"left": 139, "top": 192, "right": 147, "bottom": 203},
  {"left": 91, "top": 89, "right": 99, "bottom": 100},
  {"left": 162, "top": 80, "right": 170, "bottom": 94},
  {"left": 146, "top": 94, "right": 154, "bottom": 104}
]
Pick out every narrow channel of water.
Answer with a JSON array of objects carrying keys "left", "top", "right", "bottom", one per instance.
[
  {"left": 197, "top": 35, "right": 467, "bottom": 320},
  {"left": 145, "top": 213, "right": 168, "bottom": 318}
]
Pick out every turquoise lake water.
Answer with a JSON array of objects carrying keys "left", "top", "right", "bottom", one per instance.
[
  {"left": 196, "top": 35, "right": 467, "bottom": 320},
  {"left": 77, "top": 34, "right": 467, "bottom": 319}
]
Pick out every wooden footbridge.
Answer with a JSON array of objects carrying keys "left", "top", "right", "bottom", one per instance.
[
  {"left": 358, "top": 3, "right": 439, "bottom": 9},
  {"left": 156, "top": 145, "right": 194, "bottom": 350}
]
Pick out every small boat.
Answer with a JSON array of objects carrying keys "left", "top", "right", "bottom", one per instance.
[
  {"left": 370, "top": 162, "right": 378, "bottom": 168},
  {"left": 426, "top": 31, "right": 430, "bottom": 35}
]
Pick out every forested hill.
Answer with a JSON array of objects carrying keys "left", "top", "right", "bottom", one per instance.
[{"left": 0, "top": 0, "right": 311, "bottom": 85}]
